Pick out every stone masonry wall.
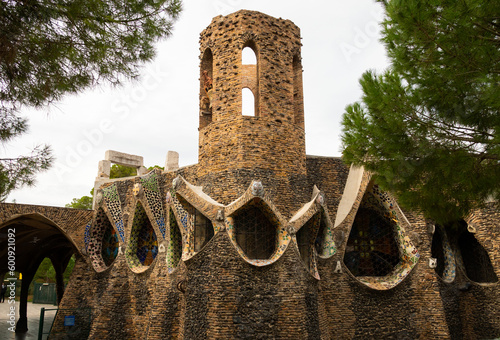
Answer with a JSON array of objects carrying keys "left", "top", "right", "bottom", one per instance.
[{"left": 51, "top": 157, "right": 500, "bottom": 339}]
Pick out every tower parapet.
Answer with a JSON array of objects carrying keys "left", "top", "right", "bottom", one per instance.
[{"left": 198, "top": 10, "right": 306, "bottom": 176}]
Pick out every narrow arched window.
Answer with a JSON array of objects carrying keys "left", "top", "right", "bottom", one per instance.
[
  {"left": 242, "top": 88, "right": 255, "bottom": 116},
  {"left": 242, "top": 47, "right": 257, "bottom": 64},
  {"left": 200, "top": 48, "right": 214, "bottom": 128},
  {"left": 293, "top": 54, "right": 304, "bottom": 127},
  {"left": 241, "top": 43, "right": 259, "bottom": 116}
]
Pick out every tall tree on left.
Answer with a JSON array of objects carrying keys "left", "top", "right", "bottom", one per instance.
[{"left": 0, "top": 0, "right": 182, "bottom": 201}]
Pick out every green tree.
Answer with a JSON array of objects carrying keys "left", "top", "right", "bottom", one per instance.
[
  {"left": 110, "top": 164, "right": 137, "bottom": 179},
  {"left": 0, "top": 0, "right": 182, "bottom": 201},
  {"left": 65, "top": 193, "right": 93, "bottom": 210},
  {"left": 0, "top": 117, "right": 52, "bottom": 201},
  {"left": 341, "top": 0, "right": 500, "bottom": 225}
]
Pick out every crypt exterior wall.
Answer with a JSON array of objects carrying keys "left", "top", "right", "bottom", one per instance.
[{"left": 51, "top": 10, "right": 500, "bottom": 339}]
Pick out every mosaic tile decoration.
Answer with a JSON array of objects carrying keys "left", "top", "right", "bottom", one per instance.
[
  {"left": 346, "top": 183, "right": 420, "bottom": 290},
  {"left": 102, "top": 224, "right": 119, "bottom": 266},
  {"left": 225, "top": 181, "right": 291, "bottom": 267},
  {"left": 83, "top": 222, "right": 92, "bottom": 252},
  {"left": 437, "top": 225, "right": 456, "bottom": 283},
  {"left": 166, "top": 208, "right": 183, "bottom": 273},
  {"left": 126, "top": 202, "right": 158, "bottom": 270},
  {"left": 177, "top": 196, "right": 215, "bottom": 253},
  {"left": 102, "top": 184, "right": 125, "bottom": 243},
  {"left": 140, "top": 171, "right": 167, "bottom": 239},
  {"left": 88, "top": 208, "right": 119, "bottom": 272},
  {"left": 169, "top": 192, "right": 194, "bottom": 260},
  {"left": 290, "top": 190, "right": 336, "bottom": 279},
  {"left": 316, "top": 209, "right": 336, "bottom": 258}
]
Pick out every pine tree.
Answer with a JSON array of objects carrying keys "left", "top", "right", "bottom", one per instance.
[
  {"left": 341, "top": 0, "right": 500, "bottom": 224},
  {"left": 0, "top": 0, "right": 182, "bottom": 200}
]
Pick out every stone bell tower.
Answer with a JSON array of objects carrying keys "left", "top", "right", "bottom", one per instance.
[{"left": 197, "top": 10, "right": 306, "bottom": 177}]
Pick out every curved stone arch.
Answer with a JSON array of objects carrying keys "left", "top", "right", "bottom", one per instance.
[
  {"left": 0, "top": 212, "right": 81, "bottom": 256},
  {"left": 0, "top": 205, "right": 92, "bottom": 331},
  {"left": 225, "top": 181, "right": 291, "bottom": 267},
  {"left": 169, "top": 176, "right": 222, "bottom": 261},
  {"left": 125, "top": 193, "right": 162, "bottom": 274},
  {"left": 0, "top": 203, "right": 92, "bottom": 254},
  {"left": 289, "top": 187, "right": 336, "bottom": 279},
  {"left": 341, "top": 175, "right": 420, "bottom": 290}
]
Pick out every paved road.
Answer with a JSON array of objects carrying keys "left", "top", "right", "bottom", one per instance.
[{"left": 0, "top": 301, "right": 57, "bottom": 340}]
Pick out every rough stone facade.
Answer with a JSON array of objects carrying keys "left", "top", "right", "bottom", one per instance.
[{"left": 31, "top": 10, "right": 500, "bottom": 339}]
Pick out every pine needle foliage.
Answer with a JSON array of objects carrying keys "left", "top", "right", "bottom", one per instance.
[
  {"left": 342, "top": 0, "right": 500, "bottom": 224},
  {"left": 0, "top": 0, "right": 182, "bottom": 200}
]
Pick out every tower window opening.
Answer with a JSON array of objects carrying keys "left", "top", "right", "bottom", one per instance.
[
  {"left": 293, "top": 54, "right": 304, "bottom": 127},
  {"left": 200, "top": 48, "right": 214, "bottom": 128},
  {"left": 242, "top": 88, "right": 255, "bottom": 116},
  {"left": 242, "top": 47, "right": 257, "bottom": 65},
  {"left": 241, "top": 43, "right": 259, "bottom": 117}
]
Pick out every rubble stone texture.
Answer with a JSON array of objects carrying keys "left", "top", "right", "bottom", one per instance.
[{"left": 42, "top": 10, "right": 499, "bottom": 339}]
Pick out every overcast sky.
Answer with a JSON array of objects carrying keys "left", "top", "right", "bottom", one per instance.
[{"left": 6, "top": 0, "right": 389, "bottom": 207}]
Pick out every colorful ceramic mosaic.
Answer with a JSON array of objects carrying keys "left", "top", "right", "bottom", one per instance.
[
  {"left": 433, "top": 226, "right": 456, "bottom": 283},
  {"left": 177, "top": 196, "right": 215, "bottom": 253},
  {"left": 88, "top": 208, "right": 119, "bottom": 272},
  {"left": 126, "top": 202, "right": 158, "bottom": 269},
  {"left": 83, "top": 222, "right": 92, "bottom": 252},
  {"left": 140, "top": 172, "right": 167, "bottom": 238},
  {"left": 289, "top": 190, "right": 337, "bottom": 279},
  {"left": 344, "top": 183, "right": 420, "bottom": 290},
  {"left": 101, "top": 224, "right": 119, "bottom": 266},
  {"left": 315, "top": 208, "right": 336, "bottom": 258},
  {"left": 166, "top": 208, "right": 183, "bottom": 273},
  {"left": 102, "top": 184, "right": 125, "bottom": 243},
  {"left": 169, "top": 192, "right": 194, "bottom": 260}
]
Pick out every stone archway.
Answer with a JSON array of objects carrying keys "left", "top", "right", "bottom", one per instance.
[{"left": 0, "top": 204, "right": 92, "bottom": 333}]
